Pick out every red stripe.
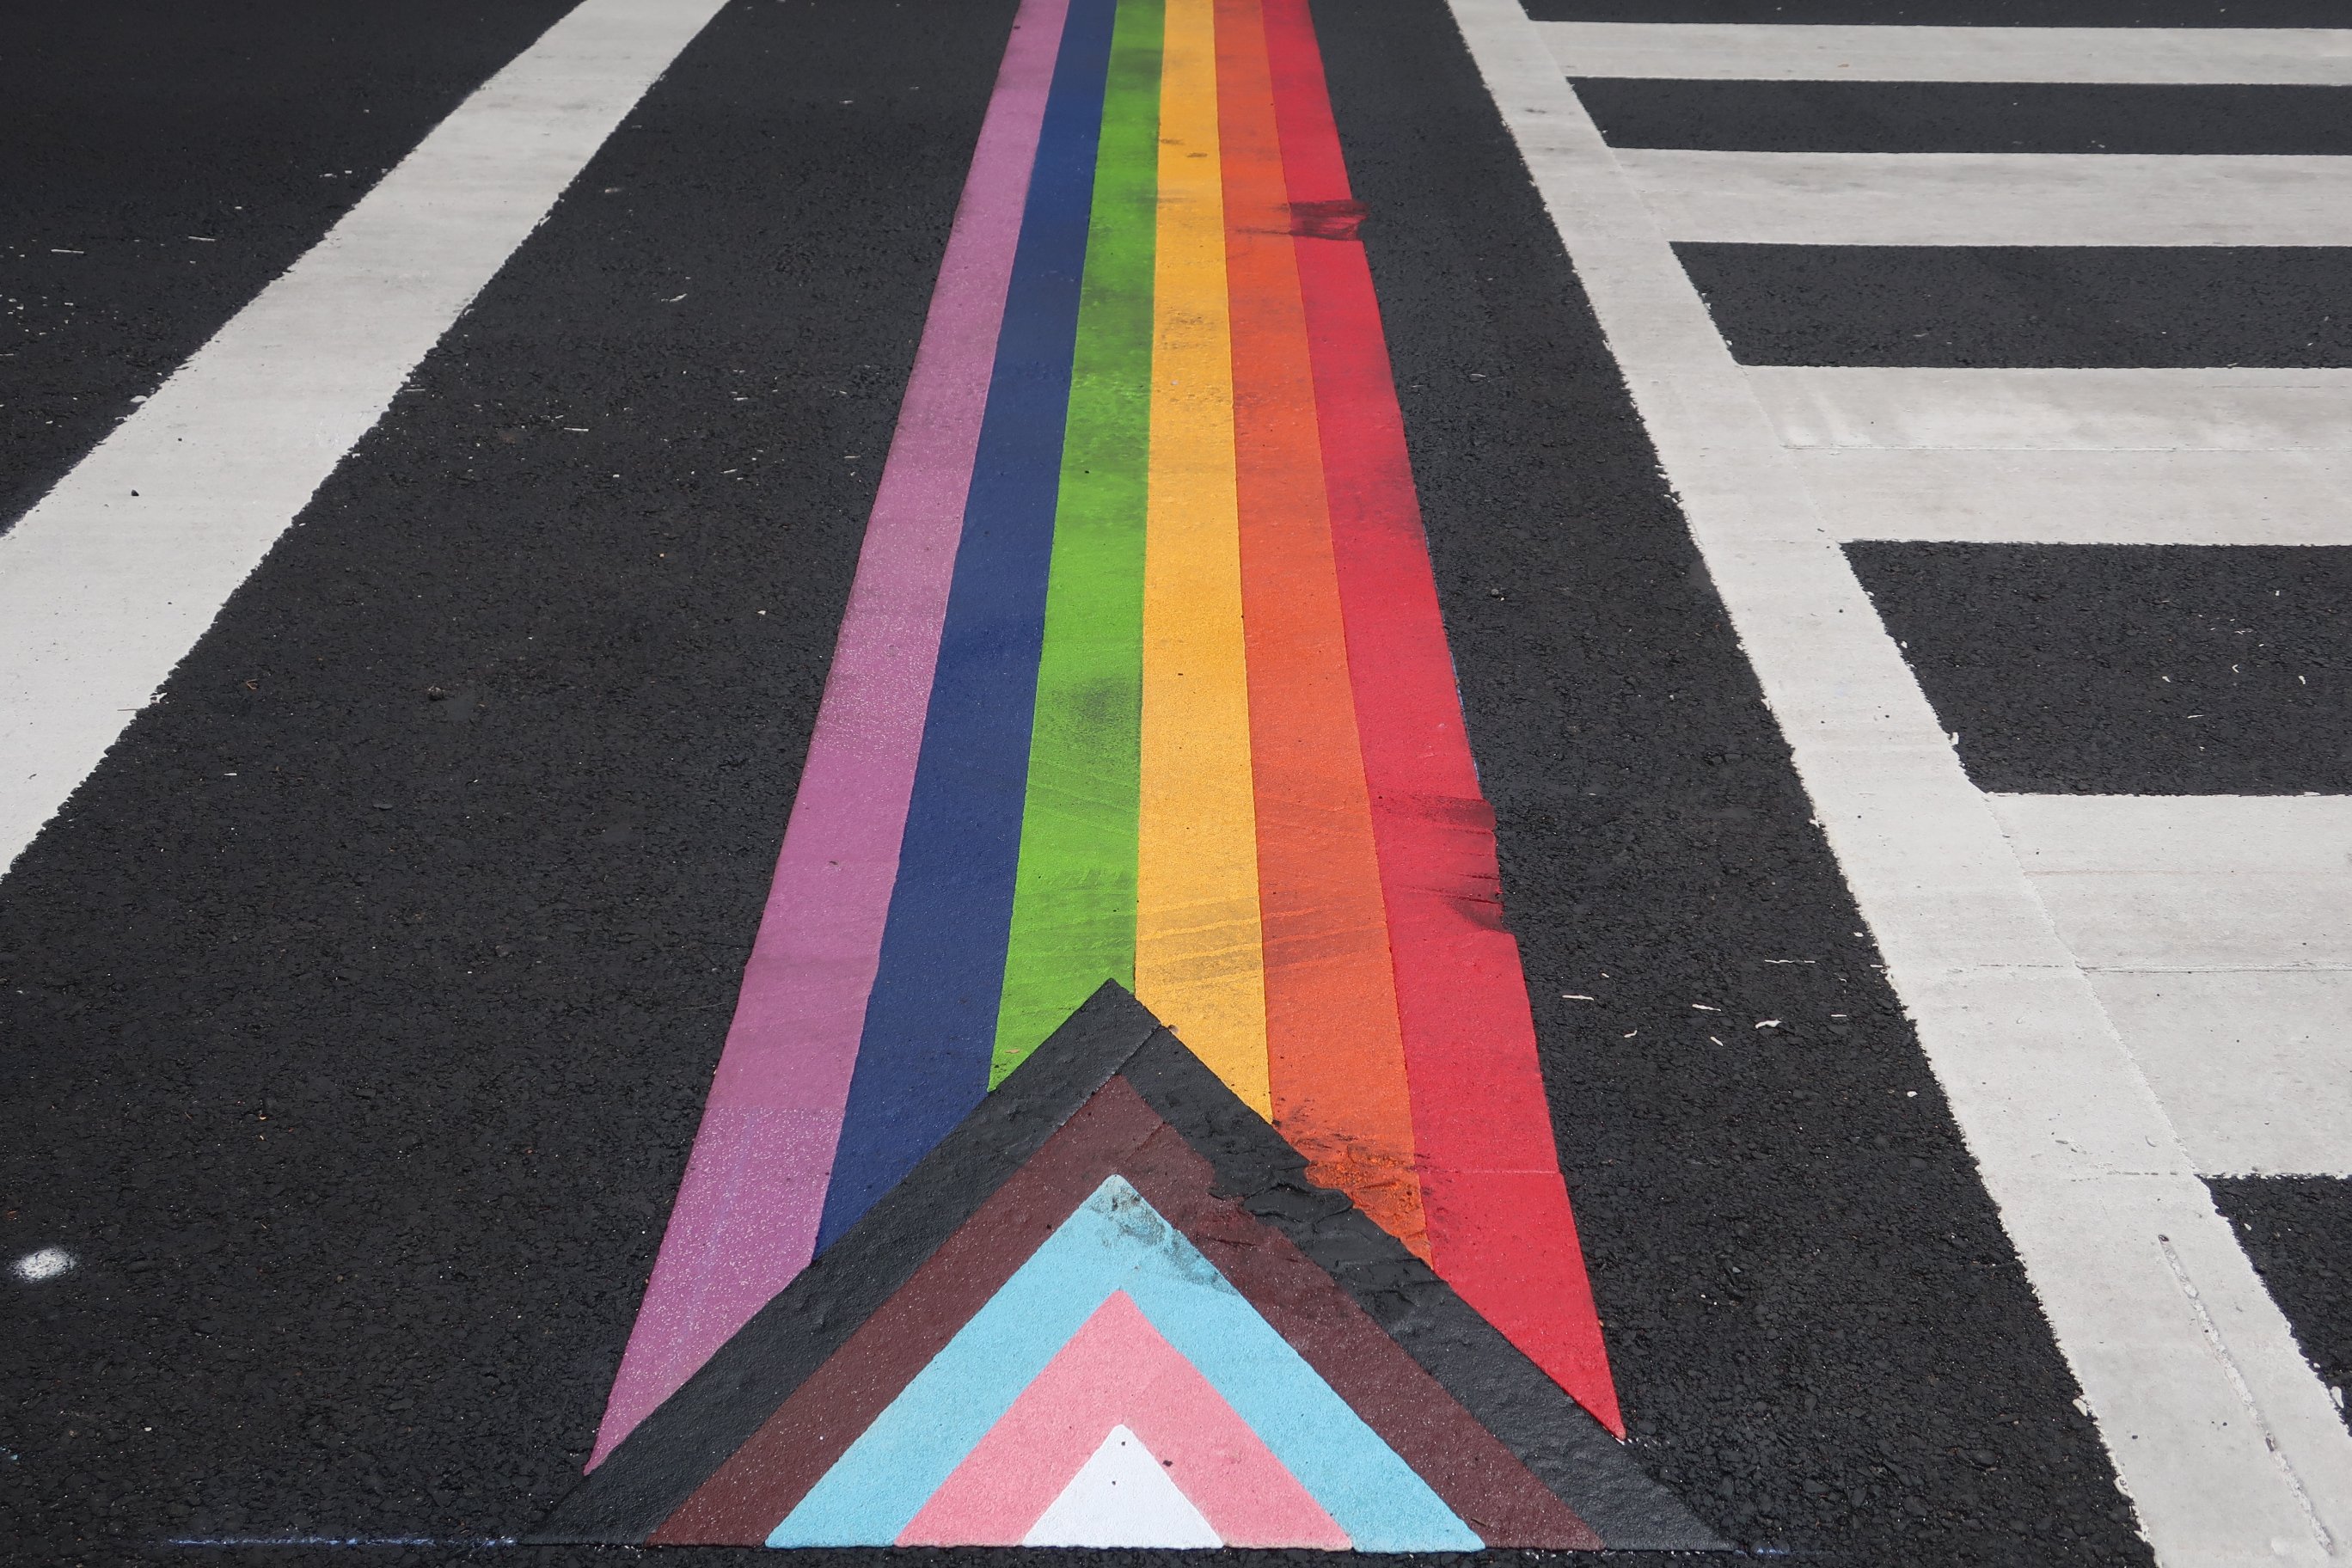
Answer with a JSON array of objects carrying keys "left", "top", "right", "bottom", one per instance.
[{"left": 1258, "top": 0, "right": 1623, "bottom": 1435}]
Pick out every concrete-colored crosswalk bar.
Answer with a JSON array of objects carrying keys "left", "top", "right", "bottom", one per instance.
[
  {"left": 1620, "top": 151, "right": 2352, "bottom": 248},
  {"left": 1992, "top": 795, "right": 2352, "bottom": 1179},
  {"left": 1792, "top": 449, "right": 2352, "bottom": 546},
  {"left": 1540, "top": 21, "right": 2352, "bottom": 85},
  {"left": 2086, "top": 968, "right": 2352, "bottom": 1178},
  {"left": 1745, "top": 367, "right": 2352, "bottom": 454},
  {"left": 1995, "top": 795, "right": 2352, "bottom": 974}
]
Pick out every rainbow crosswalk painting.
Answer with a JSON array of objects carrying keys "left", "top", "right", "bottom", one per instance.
[{"left": 590, "top": 0, "right": 1621, "bottom": 1471}]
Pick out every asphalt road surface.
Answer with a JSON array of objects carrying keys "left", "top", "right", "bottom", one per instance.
[{"left": 3, "top": 0, "right": 2348, "bottom": 1564}]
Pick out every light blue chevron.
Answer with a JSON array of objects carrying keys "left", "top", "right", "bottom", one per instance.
[{"left": 766, "top": 1174, "right": 1478, "bottom": 1550}]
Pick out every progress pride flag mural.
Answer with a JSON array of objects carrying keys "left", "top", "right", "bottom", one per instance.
[{"left": 591, "top": 0, "right": 1621, "bottom": 1468}]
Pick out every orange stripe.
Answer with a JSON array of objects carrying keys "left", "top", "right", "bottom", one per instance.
[
  {"left": 1259, "top": 0, "right": 1619, "bottom": 1430},
  {"left": 1216, "top": 0, "right": 1428, "bottom": 1258}
]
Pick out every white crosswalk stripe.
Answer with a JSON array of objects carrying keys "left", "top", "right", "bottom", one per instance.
[
  {"left": 1991, "top": 795, "right": 2352, "bottom": 1179},
  {"left": 1618, "top": 151, "right": 2352, "bottom": 247},
  {"left": 1465, "top": 4, "right": 2352, "bottom": 1563},
  {"left": 1539, "top": 21, "right": 2352, "bottom": 84},
  {"left": 1792, "top": 448, "right": 2352, "bottom": 545},
  {"left": 1747, "top": 367, "right": 2352, "bottom": 453}
]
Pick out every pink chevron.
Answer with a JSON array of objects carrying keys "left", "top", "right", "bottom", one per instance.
[{"left": 896, "top": 1291, "right": 1348, "bottom": 1547}]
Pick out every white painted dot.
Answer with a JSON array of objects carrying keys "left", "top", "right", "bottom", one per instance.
[{"left": 11, "top": 1246, "right": 75, "bottom": 1283}]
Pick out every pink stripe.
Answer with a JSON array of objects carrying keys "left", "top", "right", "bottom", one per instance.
[
  {"left": 898, "top": 1292, "right": 1348, "bottom": 1548},
  {"left": 586, "top": 0, "right": 1075, "bottom": 1469}
]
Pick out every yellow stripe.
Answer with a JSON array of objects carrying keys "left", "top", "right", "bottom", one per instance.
[{"left": 1136, "top": 0, "right": 1270, "bottom": 1115}]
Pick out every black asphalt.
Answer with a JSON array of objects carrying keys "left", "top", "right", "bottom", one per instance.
[
  {"left": 1681, "top": 246, "right": 2352, "bottom": 368},
  {"left": 2, "top": 0, "right": 1004, "bottom": 1556},
  {"left": 0, "top": 0, "right": 577, "bottom": 532},
  {"left": 1, "top": 0, "right": 2280, "bottom": 1562},
  {"left": 1579, "top": 82, "right": 2352, "bottom": 156},
  {"left": 2212, "top": 1179, "right": 2352, "bottom": 1434},
  {"left": 1849, "top": 544, "right": 2352, "bottom": 794}
]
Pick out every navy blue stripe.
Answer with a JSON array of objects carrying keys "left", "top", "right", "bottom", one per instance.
[{"left": 816, "top": 0, "right": 1116, "bottom": 1247}]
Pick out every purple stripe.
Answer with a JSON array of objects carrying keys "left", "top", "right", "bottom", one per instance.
[{"left": 587, "top": 0, "right": 1075, "bottom": 1468}]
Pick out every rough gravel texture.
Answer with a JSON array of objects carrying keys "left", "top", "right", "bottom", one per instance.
[
  {"left": 1681, "top": 244, "right": 2352, "bottom": 369},
  {"left": 1850, "top": 543, "right": 2352, "bottom": 793},
  {"left": 2209, "top": 1178, "right": 2352, "bottom": 1435}
]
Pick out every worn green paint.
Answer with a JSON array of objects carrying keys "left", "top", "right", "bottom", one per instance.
[{"left": 991, "top": 0, "right": 1164, "bottom": 1081}]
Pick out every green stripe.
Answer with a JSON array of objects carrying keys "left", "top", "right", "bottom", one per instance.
[{"left": 991, "top": 0, "right": 1164, "bottom": 1082}]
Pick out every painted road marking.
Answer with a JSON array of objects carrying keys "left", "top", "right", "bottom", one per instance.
[
  {"left": 0, "top": 0, "right": 728, "bottom": 882},
  {"left": 602, "top": 0, "right": 1619, "bottom": 1468},
  {"left": 1135, "top": 0, "right": 1271, "bottom": 1103},
  {"left": 906, "top": 1307, "right": 1344, "bottom": 1548},
  {"left": 1539, "top": 22, "right": 2352, "bottom": 85},
  {"left": 1265, "top": 0, "right": 1608, "bottom": 1406},
  {"left": 1618, "top": 150, "right": 2352, "bottom": 247},
  {"left": 768, "top": 1175, "right": 1474, "bottom": 1550},
  {"left": 1795, "top": 450, "right": 2352, "bottom": 546},
  {"left": 1763, "top": 370, "right": 2352, "bottom": 545},
  {"left": 1744, "top": 367, "right": 2352, "bottom": 452},
  {"left": 1018, "top": 1425, "right": 1234, "bottom": 1549},
  {"left": 597, "top": 0, "right": 1104, "bottom": 1459},
  {"left": 1447, "top": 0, "right": 2352, "bottom": 1561},
  {"left": 1222, "top": 0, "right": 1424, "bottom": 1255},
  {"left": 542, "top": 993, "right": 1695, "bottom": 1548},
  {"left": 2086, "top": 973, "right": 2352, "bottom": 1178},
  {"left": 586, "top": 0, "right": 1079, "bottom": 1472},
  {"left": 813, "top": 0, "right": 1117, "bottom": 1246},
  {"left": 1991, "top": 795, "right": 2352, "bottom": 1179},
  {"left": 995, "top": 0, "right": 1158, "bottom": 1080}
]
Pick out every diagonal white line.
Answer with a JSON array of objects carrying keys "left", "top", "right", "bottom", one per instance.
[{"left": 0, "top": 0, "right": 730, "bottom": 879}]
